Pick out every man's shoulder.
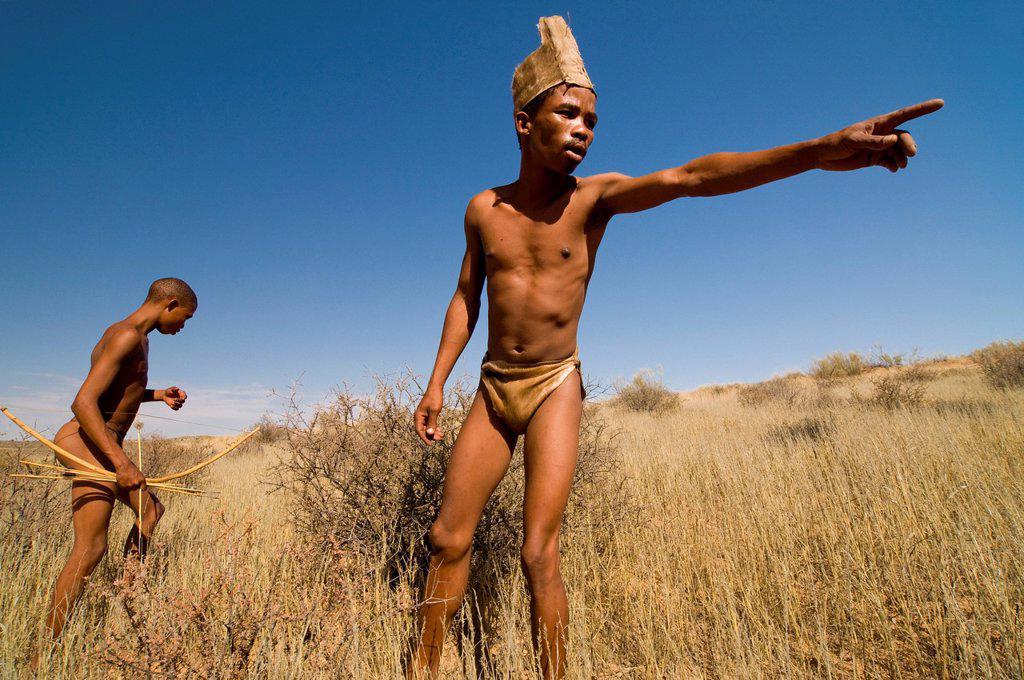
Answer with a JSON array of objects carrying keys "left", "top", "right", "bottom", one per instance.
[
  {"left": 469, "top": 184, "right": 514, "bottom": 207},
  {"left": 465, "top": 185, "right": 510, "bottom": 223},
  {"left": 101, "top": 323, "right": 143, "bottom": 353},
  {"left": 578, "top": 172, "right": 631, "bottom": 191}
]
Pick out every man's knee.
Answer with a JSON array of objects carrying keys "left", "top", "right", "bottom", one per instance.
[
  {"left": 520, "top": 538, "right": 560, "bottom": 581},
  {"left": 143, "top": 496, "right": 165, "bottom": 530},
  {"left": 427, "top": 523, "right": 472, "bottom": 564},
  {"left": 73, "top": 538, "right": 108, "bottom": 569}
]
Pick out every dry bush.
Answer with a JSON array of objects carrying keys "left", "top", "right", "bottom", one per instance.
[
  {"left": 971, "top": 340, "right": 1024, "bottom": 389},
  {"left": 870, "top": 345, "right": 906, "bottom": 368},
  {"left": 612, "top": 369, "right": 677, "bottom": 413},
  {"left": 272, "top": 373, "right": 633, "bottom": 588},
  {"left": 738, "top": 377, "right": 800, "bottom": 407},
  {"left": 810, "top": 351, "right": 867, "bottom": 379},
  {"left": 870, "top": 374, "right": 926, "bottom": 410},
  {"left": 252, "top": 415, "right": 289, "bottom": 444}
]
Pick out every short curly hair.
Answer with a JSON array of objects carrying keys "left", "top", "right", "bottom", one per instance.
[{"left": 145, "top": 277, "right": 198, "bottom": 309}]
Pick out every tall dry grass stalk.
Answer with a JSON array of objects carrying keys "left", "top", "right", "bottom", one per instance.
[{"left": 1, "top": 358, "right": 1022, "bottom": 677}]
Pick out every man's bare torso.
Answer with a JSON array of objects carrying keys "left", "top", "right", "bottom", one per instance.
[
  {"left": 474, "top": 176, "right": 609, "bottom": 364},
  {"left": 77, "top": 321, "right": 149, "bottom": 439}
]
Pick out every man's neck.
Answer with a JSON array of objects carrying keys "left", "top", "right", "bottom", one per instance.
[
  {"left": 125, "top": 303, "right": 161, "bottom": 335},
  {"left": 513, "top": 155, "right": 573, "bottom": 208}
]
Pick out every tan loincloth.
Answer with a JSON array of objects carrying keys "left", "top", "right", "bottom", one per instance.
[{"left": 479, "top": 349, "right": 582, "bottom": 434}]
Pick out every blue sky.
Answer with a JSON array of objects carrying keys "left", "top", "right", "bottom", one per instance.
[{"left": 2, "top": 1, "right": 1021, "bottom": 436}]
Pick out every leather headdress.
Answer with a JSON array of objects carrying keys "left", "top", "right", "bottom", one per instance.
[{"left": 511, "top": 16, "right": 594, "bottom": 113}]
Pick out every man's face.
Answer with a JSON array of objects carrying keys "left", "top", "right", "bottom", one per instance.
[
  {"left": 157, "top": 301, "right": 195, "bottom": 335},
  {"left": 519, "top": 85, "right": 598, "bottom": 174}
]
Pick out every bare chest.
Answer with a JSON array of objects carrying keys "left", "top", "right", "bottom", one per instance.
[{"left": 478, "top": 208, "right": 591, "bottom": 275}]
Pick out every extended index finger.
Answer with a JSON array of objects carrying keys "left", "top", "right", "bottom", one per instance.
[{"left": 877, "top": 99, "right": 944, "bottom": 127}]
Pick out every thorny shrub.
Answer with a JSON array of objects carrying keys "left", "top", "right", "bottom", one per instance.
[
  {"left": 869, "top": 374, "right": 926, "bottom": 410},
  {"left": 970, "top": 340, "right": 1024, "bottom": 389},
  {"left": 612, "top": 369, "right": 678, "bottom": 414},
  {"left": 271, "top": 373, "right": 634, "bottom": 589}
]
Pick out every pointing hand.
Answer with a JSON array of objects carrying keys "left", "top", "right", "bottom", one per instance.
[{"left": 817, "top": 98, "right": 944, "bottom": 173}]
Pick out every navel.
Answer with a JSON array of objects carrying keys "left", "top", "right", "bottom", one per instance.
[{"left": 560, "top": 246, "right": 571, "bottom": 259}]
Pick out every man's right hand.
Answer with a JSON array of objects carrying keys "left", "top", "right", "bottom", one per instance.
[
  {"left": 115, "top": 460, "right": 147, "bottom": 492},
  {"left": 414, "top": 387, "right": 445, "bottom": 445}
]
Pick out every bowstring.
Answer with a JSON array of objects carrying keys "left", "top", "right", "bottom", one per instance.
[
  {"left": 0, "top": 403, "right": 248, "bottom": 435},
  {"left": 136, "top": 424, "right": 144, "bottom": 561}
]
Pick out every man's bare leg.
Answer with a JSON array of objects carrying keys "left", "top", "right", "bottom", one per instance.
[
  {"left": 42, "top": 425, "right": 122, "bottom": 643},
  {"left": 521, "top": 370, "right": 583, "bottom": 680},
  {"left": 408, "top": 390, "right": 516, "bottom": 678},
  {"left": 45, "top": 479, "right": 115, "bottom": 641},
  {"left": 119, "top": 487, "right": 164, "bottom": 561}
]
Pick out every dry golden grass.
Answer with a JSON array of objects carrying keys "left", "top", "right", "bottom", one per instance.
[{"left": 1, "top": 357, "right": 1022, "bottom": 678}]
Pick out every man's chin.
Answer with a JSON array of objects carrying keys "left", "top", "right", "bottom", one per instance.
[{"left": 547, "top": 158, "right": 581, "bottom": 175}]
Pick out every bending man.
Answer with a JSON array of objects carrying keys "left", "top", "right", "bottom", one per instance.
[{"left": 43, "top": 277, "right": 196, "bottom": 642}]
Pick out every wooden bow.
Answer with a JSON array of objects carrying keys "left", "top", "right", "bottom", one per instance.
[{"left": 2, "top": 406, "right": 259, "bottom": 496}]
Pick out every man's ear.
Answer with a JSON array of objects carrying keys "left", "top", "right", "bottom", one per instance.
[
  {"left": 166, "top": 298, "right": 179, "bottom": 312},
  {"left": 515, "top": 111, "right": 532, "bottom": 139}
]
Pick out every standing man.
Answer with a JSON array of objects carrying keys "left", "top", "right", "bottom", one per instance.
[{"left": 410, "top": 16, "right": 942, "bottom": 678}]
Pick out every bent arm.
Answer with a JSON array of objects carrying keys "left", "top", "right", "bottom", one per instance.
[
  {"left": 71, "top": 330, "right": 137, "bottom": 471},
  {"left": 426, "top": 212, "right": 486, "bottom": 392},
  {"left": 596, "top": 140, "right": 821, "bottom": 215}
]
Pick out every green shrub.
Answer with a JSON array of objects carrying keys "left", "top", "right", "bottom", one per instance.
[{"left": 970, "top": 340, "right": 1024, "bottom": 389}]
